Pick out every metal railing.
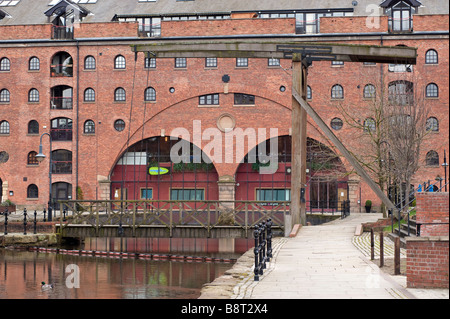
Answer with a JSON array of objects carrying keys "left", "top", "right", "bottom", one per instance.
[
  {"left": 254, "top": 219, "right": 273, "bottom": 281},
  {"left": 390, "top": 179, "right": 449, "bottom": 237},
  {"left": 57, "top": 200, "right": 288, "bottom": 238}
]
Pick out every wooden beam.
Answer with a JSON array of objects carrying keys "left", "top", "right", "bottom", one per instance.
[
  {"left": 133, "top": 41, "right": 417, "bottom": 64},
  {"left": 292, "top": 89, "right": 397, "bottom": 211}
]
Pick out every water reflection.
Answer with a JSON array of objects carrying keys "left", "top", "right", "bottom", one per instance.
[{"left": 0, "top": 249, "right": 234, "bottom": 299}]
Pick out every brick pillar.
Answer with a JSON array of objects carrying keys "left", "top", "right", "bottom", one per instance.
[
  {"left": 98, "top": 179, "right": 111, "bottom": 200},
  {"left": 348, "top": 175, "right": 361, "bottom": 214},
  {"left": 217, "top": 175, "right": 235, "bottom": 209}
]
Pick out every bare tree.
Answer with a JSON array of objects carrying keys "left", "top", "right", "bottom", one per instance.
[{"left": 333, "top": 64, "right": 430, "bottom": 216}]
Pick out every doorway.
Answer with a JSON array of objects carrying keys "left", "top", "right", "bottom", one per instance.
[{"left": 52, "top": 182, "right": 72, "bottom": 210}]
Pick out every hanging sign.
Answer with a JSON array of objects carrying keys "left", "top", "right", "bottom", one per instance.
[{"left": 148, "top": 166, "right": 170, "bottom": 175}]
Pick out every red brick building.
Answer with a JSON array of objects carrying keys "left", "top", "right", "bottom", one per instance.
[{"left": 0, "top": 0, "right": 448, "bottom": 213}]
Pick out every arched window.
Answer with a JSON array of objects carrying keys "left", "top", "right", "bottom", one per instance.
[
  {"left": 426, "top": 83, "right": 438, "bottom": 98},
  {"left": 84, "top": 88, "right": 95, "bottom": 102},
  {"left": 144, "top": 87, "right": 156, "bottom": 101},
  {"left": 426, "top": 117, "right": 439, "bottom": 132},
  {"left": 114, "top": 87, "right": 126, "bottom": 101},
  {"left": 0, "top": 121, "right": 10, "bottom": 134},
  {"left": 114, "top": 55, "right": 126, "bottom": 69},
  {"left": 27, "top": 184, "right": 39, "bottom": 198},
  {"left": 28, "top": 120, "right": 39, "bottom": 134},
  {"left": 363, "top": 118, "right": 376, "bottom": 133},
  {"left": 363, "top": 84, "right": 376, "bottom": 99},
  {"left": 425, "top": 150, "right": 439, "bottom": 166},
  {"left": 388, "top": 81, "right": 413, "bottom": 105},
  {"left": 331, "top": 84, "right": 343, "bottom": 99},
  {"left": 28, "top": 88, "right": 39, "bottom": 102},
  {"left": 0, "top": 57, "right": 10, "bottom": 71},
  {"left": 29, "top": 57, "right": 40, "bottom": 71},
  {"left": 84, "top": 55, "right": 96, "bottom": 70},
  {"left": 0, "top": 89, "right": 10, "bottom": 102},
  {"left": 425, "top": 49, "right": 438, "bottom": 64},
  {"left": 84, "top": 120, "right": 95, "bottom": 134},
  {"left": 27, "top": 151, "right": 39, "bottom": 165},
  {"left": 307, "top": 86, "right": 312, "bottom": 100}
]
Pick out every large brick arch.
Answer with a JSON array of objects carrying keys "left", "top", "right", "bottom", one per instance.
[{"left": 106, "top": 91, "right": 293, "bottom": 180}]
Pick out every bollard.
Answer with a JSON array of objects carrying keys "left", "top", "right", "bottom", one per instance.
[
  {"left": 34, "top": 210, "right": 37, "bottom": 234},
  {"left": 63, "top": 209, "right": 66, "bottom": 222},
  {"left": 43, "top": 208, "right": 47, "bottom": 222},
  {"left": 23, "top": 208, "right": 28, "bottom": 235},
  {"left": 260, "top": 221, "right": 267, "bottom": 270},
  {"left": 3, "top": 208, "right": 8, "bottom": 235},
  {"left": 394, "top": 236, "right": 401, "bottom": 275},
  {"left": 370, "top": 228, "right": 374, "bottom": 260},
  {"left": 379, "top": 232, "right": 384, "bottom": 268},
  {"left": 253, "top": 226, "right": 260, "bottom": 281},
  {"left": 266, "top": 218, "right": 273, "bottom": 261}
]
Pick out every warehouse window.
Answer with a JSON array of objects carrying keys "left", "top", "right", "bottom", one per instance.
[
  {"left": 29, "top": 57, "right": 40, "bottom": 71},
  {"left": 425, "top": 49, "right": 438, "bottom": 64},
  {"left": 114, "top": 55, "right": 126, "bottom": 69},
  {"left": 144, "top": 87, "right": 156, "bottom": 101},
  {"left": 199, "top": 94, "right": 219, "bottom": 106},
  {"left": 84, "top": 120, "right": 95, "bottom": 134},
  {"left": 27, "top": 184, "right": 39, "bottom": 199},
  {"left": 0, "top": 58, "right": 10, "bottom": 71},
  {"left": 28, "top": 120, "right": 39, "bottom": 134},
  {"left": 114, "top": 88, "right": 126, "bottom": 102},
  {"left": 0, "top": 121, "right": 10, "bottom": 134},
  {"left": 425, "top": 151, "right": 439, "bottom": 166},
  {"left": 84, "top": 56, "right": 96, "bottom": 70},
  {"left": 425, "top": 83, "right": 438, "bottom": 98},
  {"left": 331, "top": 85, "right": 343, "bottom": 99},
  {"left": 0, "top": 89, "right": 10, "bottom": 102},
  {"left": 27, "top": 152, "right": 39, "bottom": 166}
]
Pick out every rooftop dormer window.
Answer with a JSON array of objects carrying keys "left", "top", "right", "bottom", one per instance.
[
  {"left": 380, "top": 0, "right": 421, "bottom": 32},
  {"left": 45, "top": 0, "right": 90, "bottom": 39}
]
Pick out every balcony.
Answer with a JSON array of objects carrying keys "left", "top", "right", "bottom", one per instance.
[
  {"left": 51, "top": 129, "right": 73, "bottom": 142},
  {"left": 50, "top": 86, "right": 73, "bottom": 110},
  {"left": 51, "top": 150, "right": 72, "bottom": 174},
  {"left": 50, "top": 97, "right": 73, "bottom": 110},
  {"left": 52, "top": 25, "right": 74, "bottom": 40},
  {"left": 51, "top": 52, "right": 73, "bottom": 77}
]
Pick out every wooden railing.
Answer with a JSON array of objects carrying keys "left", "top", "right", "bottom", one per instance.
[{"left": 58, "top": 200, "right": 288, "bottom": 238}]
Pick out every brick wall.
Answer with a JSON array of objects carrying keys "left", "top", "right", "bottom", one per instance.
[
  {"left": 161, "top": 18, "right": 295, "bottom": 37},
  {"left": 75, "top": 22, "right": 138, "bottom": 39},
  {"left": 0, "top": 24, "right": 52, "bottom": 40},
  {"left": 416, "top": 192, "right": 449, "bottom": 237},
  {"left": 319, "top": 14, "right": 449, "bottom": 34},
  {"left": 406, "top": 237, "right": 449, "bottom": 288}
]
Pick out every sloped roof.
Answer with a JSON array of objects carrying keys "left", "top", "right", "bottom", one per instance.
[
  {"left": 0, "top": 0, "right": 446, "bottom": 26},
  {"left": 44, "top": 0, "right": 90, "bottom": 17},
  {"left": 379, "top": 0, "right": 422, "bottom": 7}
]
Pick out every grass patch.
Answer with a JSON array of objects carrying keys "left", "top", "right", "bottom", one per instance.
[{"left": 383, "top": 209, "right": 416, "bottom": 232}]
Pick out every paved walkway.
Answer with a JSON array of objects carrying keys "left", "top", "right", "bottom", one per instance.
[{"left": 232, "top": 213, "right": 449, "bottom": 299}]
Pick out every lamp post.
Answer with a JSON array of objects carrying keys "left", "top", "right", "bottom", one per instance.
[
  {"left": 36, "top": 133, "right": 53, "bottom": 222},
  {"left": 442, "top": 150, "right": 448, "bottom": 192}
]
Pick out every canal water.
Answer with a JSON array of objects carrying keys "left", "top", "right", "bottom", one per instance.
[{"left": 0, "top": 244, "right": 240, "bottom": 299}]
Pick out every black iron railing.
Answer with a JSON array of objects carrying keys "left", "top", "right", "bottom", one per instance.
[{"left": 254, "top": 219, "right": 273, "bottom": 281}]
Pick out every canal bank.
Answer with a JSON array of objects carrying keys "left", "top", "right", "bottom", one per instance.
[{"left": 1, "top": 233, "right": 57, "bottom": 247}]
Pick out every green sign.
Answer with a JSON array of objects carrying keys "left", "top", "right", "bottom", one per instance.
[{"left": 148, "top": 166, "right": 170, "bottom": 175}]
